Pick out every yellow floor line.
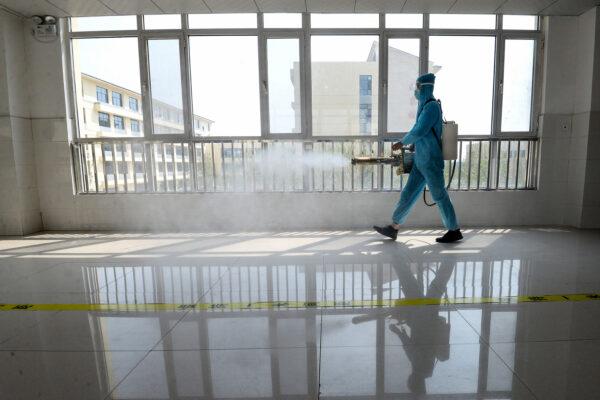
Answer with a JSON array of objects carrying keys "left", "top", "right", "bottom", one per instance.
[{"left": 1, "top": 293, "right": 599, "bottom": 312}]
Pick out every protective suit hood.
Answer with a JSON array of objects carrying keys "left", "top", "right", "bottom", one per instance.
[{"left": 415, "top": 73, "right": 436, "bottom": 115}]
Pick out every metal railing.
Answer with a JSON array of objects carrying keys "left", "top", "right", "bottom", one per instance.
[{"left": 71, "top": 137, "right": 538, "bottom": 194}]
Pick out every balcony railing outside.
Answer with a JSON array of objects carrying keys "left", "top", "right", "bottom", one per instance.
[{"left": 71, "top": 138, "right": 538, "bottom": 194}]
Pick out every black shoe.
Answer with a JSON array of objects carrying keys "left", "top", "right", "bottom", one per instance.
[
  {"left": 436, "top": 229, "right": 463, "bottom": 243},
  {"left": 374, "top": 225, "right": 398, "bottom": 241}
]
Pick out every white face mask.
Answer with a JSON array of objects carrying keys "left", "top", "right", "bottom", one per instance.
[
  {"left": 414, "top": 82, "right": 433, "bottom": 100},
  {"left": 415, "top": 82, "right": 434, "bottom": 90}
]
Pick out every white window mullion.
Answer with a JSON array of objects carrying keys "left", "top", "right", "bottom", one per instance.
[
  {"left": 138, "top": 18, "right": 152, "bottom": 138},
  {"left": 181, "top": 14, "right": 193, "bottom": 139},
  {"left": 303, "top": 12, "right": 313, "bottom": 138},
  {"left": 257, "top": 13, "right": 270, "bottom": 138},
  {"left": 493, "top": 15, "right": 505, "bottom": 137},
  {"left": 421, "top": 14, "right": 429, "bottom": 76},
  {"left": 378, "top": 13, "right": 386, "bottom": 138}
]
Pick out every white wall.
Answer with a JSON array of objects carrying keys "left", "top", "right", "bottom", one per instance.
[
  {"left": 580, "top": 8, "right": 600, "bottom": 228},
  {"left": 1, "top": 8, "right": 599, "bottom": 233},
  {"left": 539, "top": 8, "right": 600, "bottom": 228},
  {"left": 0, "top": 10, "right": 41, "bottom": 235}
]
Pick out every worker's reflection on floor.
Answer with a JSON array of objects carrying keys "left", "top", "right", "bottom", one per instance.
[
  {"left": 389, "top": 261, "right": 454, "bottom": 394},
  {"left": 350, "top": 260, "right": 455, "bottom": 396}
]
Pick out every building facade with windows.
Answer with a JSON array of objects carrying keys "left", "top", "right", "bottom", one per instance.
[
  {"left": 298, "top": 41, "right": 440, "bottom": 136},
  {"left": 76, "top": 73, "right": 213, "bottom": 138}
]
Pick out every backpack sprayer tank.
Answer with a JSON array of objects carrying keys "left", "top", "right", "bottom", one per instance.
[{"left": 442, "top": 121, "right": 458, "bottom": 161}]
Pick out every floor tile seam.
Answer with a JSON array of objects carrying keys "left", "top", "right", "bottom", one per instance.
[
  {"left": 486, "top": 342, "right": 541, "bottom": 400},
  {"left": 102, "top": 348, "right": 155, "bottom": 400},
  {"left": 317, "top": 341, "right": 494, "bottom": 349},
  {"left": 454, "top": 306, "right": 493, "bottom": 347},
  {"left": 0, "top": 260, "right": 65, "bottom": 291},
  {"left": 90, "top": 260, "right": 225, "bottom": 299},
  {"left": 452, "top": 306, "right": 541, "bottom": 400},
  {"left": 321, "top": 253, "right": 413, "bottom": 263},
  {"left": 91, "top": 266, "right": 137, "bottom": 293},
  {"left": 146, "top": 260, "right": 239, "bottom": 352},
  {"left": 91, "top": 259, "right": 235, "bottom": 304},
  {"left": 0, "top": 349, "right": 150, "bottom": 353},
  {"left": 0, "top": 345, "right": 318, "bottom": 352},
  {"left": 485, "top": 337, "right": 600, "bottom": 345},
  {"left": 1, "top": 290, "right": 97, "bottom": 297},
  {"left": 317, "top": 254, "right": 325, "bottom": 400},
  {"left": 0, "top": 310, "right": 61, "bottom": 347},
  {"left": 140, "top": 345, "right": 317, "bottom": 352}
]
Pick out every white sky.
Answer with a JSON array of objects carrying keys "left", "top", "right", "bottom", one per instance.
[{"left": 75, "top": 14, "right": 534, "bottom": 136}]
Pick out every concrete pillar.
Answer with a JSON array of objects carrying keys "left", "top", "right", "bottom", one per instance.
[
  {"left": 579, "top": 7, "right": 600, "bottom": 227},
  {"left": 0, "top": 10, "right": 42, "bottom": 235},
  {"left": 540, "top": 7, "right": 600, "bottom": 228}
]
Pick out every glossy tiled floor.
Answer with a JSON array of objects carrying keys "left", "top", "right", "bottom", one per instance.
[{"left": 1, "top": 228, "right": 599, "bottom": 399}]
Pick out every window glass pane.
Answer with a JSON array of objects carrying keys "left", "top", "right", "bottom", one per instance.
[
  {"left": 311, "top": 36, "right": 378, "bottom": 136},
  {"left": 430, "top": 14, "right": 496, "bottom": 29},
  {"left": 144, "top": 14, "right": 181, "bottom": 29},
  {"left": 96, "top": 87, "right": 108, "bottom": 103},
  {"left": 264, "top": 13, "right": 302, "bottom": 28},
  {"left": 112, "top": 92, "right": 122, "bottom": 107},
  {"left": 98, "top": 112, "right": 110, "bottom": 128},
  {"left": 385, "top": 14, "right": 423, "bottom": 28},
  {"left": 188, "top": 14, "right": 257, "bottom": 29},
  {"left": 429, "top": 36, "right": 495, "bottom": 135},
  {"left": 131, "top": 120, "right": 140, "bottom": 133},
  {"left": 148, "top": 39, "right": 185, "bottom": 135},
  {"left": 267, "top": 38, "right": 301, "bottom": 133},
  {"left": 129, "top": 97, "right": 138, "bottom": 111},
  {"left": 311, "top": 14, "right": 379, "bottom": 28},
  {"left": 114, "top": 115, "right": 125, "bottom": 130},
  {"left": 72, "top": 38, "right": 143, "bottom": 138},
  {"left": 501, "top": 40, "right": 535, "bottom": 132},
  {"left": 71, "top": 16, "right": 137, "bottom": 32},
  {"left": 190, "top": 36, "right": 260, "bottom": 136},
  {"left": 387, "top": 38, "right": 420, "bottom": 132},
  {"left": 503, "top": 15, "right": 537, "bottom": 30}
]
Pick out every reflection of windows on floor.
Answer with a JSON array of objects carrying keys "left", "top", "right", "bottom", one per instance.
[{"left": 82, "top": 257, "right": 522, "bottom": 398}]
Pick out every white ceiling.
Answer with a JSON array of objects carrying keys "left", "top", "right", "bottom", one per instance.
[{"left": 0, "top": 0, "right": 598, "bottom": 17}]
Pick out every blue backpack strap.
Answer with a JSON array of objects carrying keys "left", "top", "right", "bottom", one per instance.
[{"left": 424, "top": 98, "right": 443, "bottom": 149}]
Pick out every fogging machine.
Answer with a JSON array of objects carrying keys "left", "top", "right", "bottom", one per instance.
[
  {"left": 351, "top": 147, "right": 415, "bottom": 175},
  {"left": 350, "top": 121, "right": 459, "bottom": 206},
  {"left": 350, "top": 121, "right": 459, "bottom": 175}
]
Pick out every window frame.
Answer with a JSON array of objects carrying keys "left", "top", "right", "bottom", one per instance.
[
  {"left": 263, "top": 29, "right": 306, "bottom": 138},
  {"left": 113, "top": 115, "right": 125, "bottom": 130},
  {"left": 111, "top": 91, "right": 123, "bottom": 107},
  {"left": 382, "top": 32, "right": 426, "bottom": 138},
  {"left": 96, "top": 86, "right": 109, "bottom": 103},
  {"left": 130, "top": 119, "right": 140, "bottom": 133},
  {"left": 496, "top": 33, "right": 543, "bottom": 136},
  {"left": 66, "top": 14, "right": 543, "bottom": 143},
  {"left": 144, "top": 33, "right": 190, "bottom": 138},
  {"left": 98, "top": 111, "right": 110, "bottom": 128},
  {"left": 129, "top": 96, "right": 139, "bottom": 112}
]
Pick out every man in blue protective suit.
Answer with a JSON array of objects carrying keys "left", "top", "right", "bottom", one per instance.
[{"left": 374, "top": 73, "right": 462, "bottom": 243}]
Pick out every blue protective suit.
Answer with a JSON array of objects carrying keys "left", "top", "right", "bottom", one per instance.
[{"left": 392, "top": 74, "right": 459, "bottom": 230}]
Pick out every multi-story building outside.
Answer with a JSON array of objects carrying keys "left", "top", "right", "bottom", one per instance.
[
  {"left": 77, "top": 73, "right": 213, "bottom": 138},
  {"left": 309, "top": 61, "right": 379, "bottom": 136},
  {"left": 296, "top": 41, "right": 441, "bottom": 136}
]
